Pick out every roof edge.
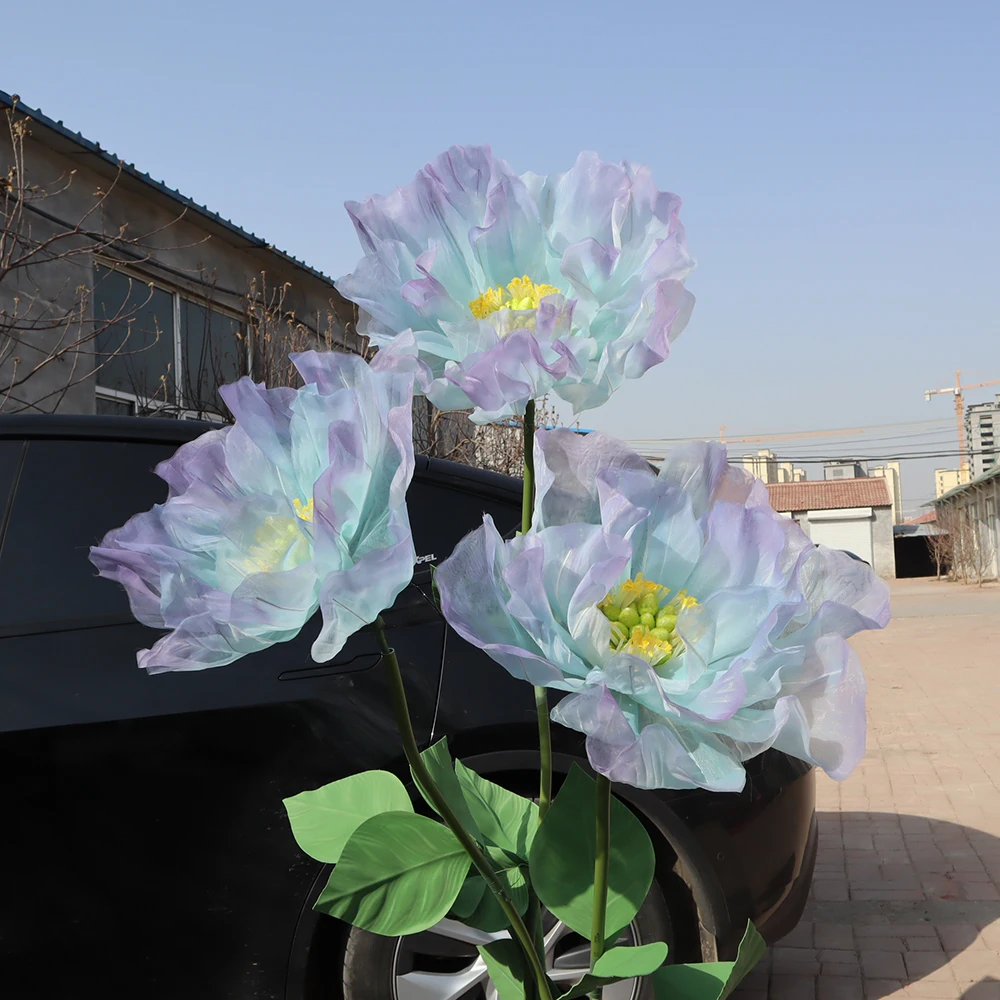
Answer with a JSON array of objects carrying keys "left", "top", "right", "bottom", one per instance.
[
  {"left": 0, "top": 90, "right": 339, "bottom": 291},
  {"left": 932, "top": 463, "right": 1000, "bottom": 505}
]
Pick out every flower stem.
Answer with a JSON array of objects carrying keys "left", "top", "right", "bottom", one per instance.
[
  {"left": 590, "top": 774, "right": 612, "bottom": 973},
  {"left": 374, "top": 616, "right": 553, "bottom": 1000},
  {"left": 522, "top": 399, "right": 553, "bottom": 822},
  {"left": 534, "top": 686, "right": 553, "bottom": 820},
  {"left": 522, "top": 399, "right": 536, "bottom": 534}
]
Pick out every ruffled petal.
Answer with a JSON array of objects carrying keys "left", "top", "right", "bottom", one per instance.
[
  {"left": 92, "top": 356, "right": 416, "bottom": 675},
  {"left": 551, "top": 684, "right": 748, "bottom": 792},
  {"left": 438, "top": 430, "right": 888, "bottom": 792},
  {"left": 337, "top": 146, "right": 695, "bottom": 422},
  {"left": 533, "top": 428, "right": 651, "bottom": 530}
]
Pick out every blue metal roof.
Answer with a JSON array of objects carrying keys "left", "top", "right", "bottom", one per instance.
[{"left": 0, "top": 90, "right": 338, "bottom": 289}]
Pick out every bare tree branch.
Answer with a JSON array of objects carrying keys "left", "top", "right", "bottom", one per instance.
[{"left": 0, "top": 97, "right": 196, "bottom": 414}]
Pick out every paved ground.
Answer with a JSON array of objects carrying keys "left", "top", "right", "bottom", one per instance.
[{"left": 735, "top": 577, "right": 1000, "bottom": 1000}]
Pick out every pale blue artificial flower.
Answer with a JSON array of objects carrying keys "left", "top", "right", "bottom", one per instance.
[
  {"left": 435, "top": 430, "right": 890, "bottom": 792},
  {"left": 337, "top": 145, "right": 695, "bottom": 423},
  {"left": 90, "top": 352, "right": 415, "bottom": 671}
]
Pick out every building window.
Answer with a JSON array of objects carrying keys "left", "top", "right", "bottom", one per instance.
[
  {"left": 93, "top": 263, "right": 245, "bottom": 417},
  {"left": 94, "top": 392, "right": 137, "bottom": 417},
  {"left": 180, "top": 300, "right": 243, "bottom": 414}
]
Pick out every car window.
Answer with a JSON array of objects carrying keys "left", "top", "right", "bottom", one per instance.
[{"left": 0, "top": 439, "right": 176, "bottom": 631}]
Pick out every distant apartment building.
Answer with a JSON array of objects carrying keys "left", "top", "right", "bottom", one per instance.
[
  {"left": 870, "top": 461, "right": 903, "bottom": 525},
  {"left": 824, "top": 460, "right": 867, "bottom": 480},
  {"left": 742, "top": 449, "right": 806, "bottom": 484},
  {"left": 777, "top": 462, "right": 807, "bottom": 483},
  {"left": 967, "top": 394, "right": 999, "bottom": 479},
  {"left": 742, "top": 449, "right": 778, "bottom": 483},
  {"left": 935, "top": 468, "right": 962, "bottom": 498}
]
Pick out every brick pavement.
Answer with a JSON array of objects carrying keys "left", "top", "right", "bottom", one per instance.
[{"left": 734, "top": 578, "right": 1000, "bottom": 1000}]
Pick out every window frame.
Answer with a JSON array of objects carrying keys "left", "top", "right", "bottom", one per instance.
[{"left": 92, "top": 258, "right": 248, "bottom": 419}]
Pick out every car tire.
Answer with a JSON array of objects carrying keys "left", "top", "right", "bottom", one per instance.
[{"left": 341, "top": 880, "right": 675, "bottom": 1000}]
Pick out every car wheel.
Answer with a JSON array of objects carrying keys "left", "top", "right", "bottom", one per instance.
[{"left": 342, "top": 881, "right": 673, "bottom": 1000}]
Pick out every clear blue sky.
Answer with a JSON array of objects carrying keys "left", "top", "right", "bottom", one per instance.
[{"left": 6, "top": 0, "right": 999, "bottom": 512}]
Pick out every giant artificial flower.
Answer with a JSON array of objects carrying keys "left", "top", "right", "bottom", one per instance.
[
  {"left": 435, "top": 431, "right": 890, "bottom": 792},
  {"left": 337, "top": 145, "right": 695, "bottom": 423},
  {"left": 90, "top": 351, "right": 415, "bottom": 671}
]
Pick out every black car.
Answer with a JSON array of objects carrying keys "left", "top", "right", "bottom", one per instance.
[{"left": 0, "top": 415, "right": 817, "bottom": 1000}]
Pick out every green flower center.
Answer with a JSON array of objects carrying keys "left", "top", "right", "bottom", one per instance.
[{"left": 598, "top": 574, "right": 698, "bottom": 672}]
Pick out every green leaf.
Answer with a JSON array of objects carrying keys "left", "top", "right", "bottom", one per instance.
[
  {"left": 593, "top": 942, "right": 669, "bottom": 978},
  {"left": 651, "top": 921, "right": 766, "bottom": 1000},
  {"left": 415, "top": 739, "right": 483, "bottom": 840},
  {"left": 490, "top": 850, "right": 529, "bottom": 915},
  {"left": 556, "top": 942, "right": 669, "bottom": 1000},
  {"left": 283, "top": 770, "right": 412, "bottom": 863},
  {"left": 455, "top": 759, "right": 539, "bottom": 858},
  {"left": 555, "top": 974, "right": 622, "bottom": 1000},
  {"left": 528, "top": 765, "right": 655, "bottom": 941},
  {"left": 315, "top": 811, "right": 471, "bottom": 936},
  {"left": 460, "top": 880, "right": 510, "bottom": 932},
  {"left": 457, "top": 850, "right": 530, "bottom": 932},
  {"left": 450, "top": 876, "right": 488, "bottom": 919},
  {"left": 477, "top": 939, "right": 528, "bottom": 1000}
]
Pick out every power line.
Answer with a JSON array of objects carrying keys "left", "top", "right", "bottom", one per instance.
[
  {"left": 639, "top": 447, "right": 997, "bottom": 464},
  {"left": 627, "top": 416, "right": 954, "bottom": 447}
]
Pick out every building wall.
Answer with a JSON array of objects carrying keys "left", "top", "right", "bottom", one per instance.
[
  {"left": 824, "top": 460, "right": 867, "bottom": 480},
  {"left": 935, "top": 474, "right": 1000, "bottom": 582},
  {"left": 777, "top": 462, "right": 807, "bottom": 483},
  {"left": 742, "top": 450, "right": 778, "bottom": 483},
  {"left": 0, "top": 121, "right": 355, "bottom": 415},
  {"left": 871, "top": 505, "right": 897, "bottom": 579},
  {"left": 967, "top": 396, "right": 999, "bottom": 480},
  {"left": 787, "top": 505, "right": 896, "bottom": 578},
  {"left": 870, "top": 462, "right": 903, "bottom": 525},
  {"left": 935, "top": 468, "right": 962, "bottom": 498}
]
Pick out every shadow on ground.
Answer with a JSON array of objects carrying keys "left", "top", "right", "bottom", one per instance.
[{"left": 738, "top": 810, "right": 1000, "bottom": 998}]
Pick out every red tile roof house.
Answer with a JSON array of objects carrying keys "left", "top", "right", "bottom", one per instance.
[{"left": 766, "top": 477, "right": 896, "bottom": 578}]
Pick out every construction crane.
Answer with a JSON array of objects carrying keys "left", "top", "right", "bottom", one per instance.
[{"left": 924, "top": 370, "right": 1000, "bottom": 484}]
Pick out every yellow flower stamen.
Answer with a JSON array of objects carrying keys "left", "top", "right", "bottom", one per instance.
[
  {"left": 293, "top": 497, "right": 315, "bottom": 522},
  {"left": 622, "top": 626, "right": 673, "bottom": 667},
  {"left": 607, "top": 572, "right": 669, "bottom": 610},
  {"left": 469, "top": 275, "right": 561, "bottom": 319},
  {"left": 241, "top": 497, "right": 314, "bottom": 574},
  {"left": 244, "top": 514, "right": 308, "bottom": 573}
]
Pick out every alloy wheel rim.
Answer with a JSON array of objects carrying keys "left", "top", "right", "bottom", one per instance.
[{"left": 392, "top": 915, "right": 641, "bottom": 1000}]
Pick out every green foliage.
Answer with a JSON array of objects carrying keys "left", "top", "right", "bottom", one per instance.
[
  {"left": 593, "top": 942, "right": 669, "bottom": 977},
  {"left": 554, "top": 943, "right": 669, "bottom": 1000},
  {"left": 529, "top": 765, "right": 655, "bottom": 941},
  {"left": 477, "top": 940, "right": 530, "bottom": 1000},
  {"left": 555, "top": 973, "right": 621, "bottom": 1000},
  {"left": 454, "top": 875, "right": 510, "bottom": 932},
  {"left": 449, "top": 847, "right": 530, "bottom": 932},
  {"left": 488, "top": 845, "right": 529, "bottom": 913},
  {"left": 652, "top": 921, "right": 766, "bottom": 1000},
  {"left": 315, "top": 811, "right": 471, "bottom": 936},
  {"left": 450, "top": 876, "right": 488, "bottom": 919},
  {"left": 283, "top": 770, "right": 412, "bottom": 863},
  {"left": 455, "top": 759, "right": 539, "bottom": 859},
  {"left": 415, "top": 739, "right": 483, "bottom": 838}
]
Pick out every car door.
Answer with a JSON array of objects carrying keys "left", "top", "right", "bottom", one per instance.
[{"left": 0, "top": 433, "right": 444, "bottom": 999}]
